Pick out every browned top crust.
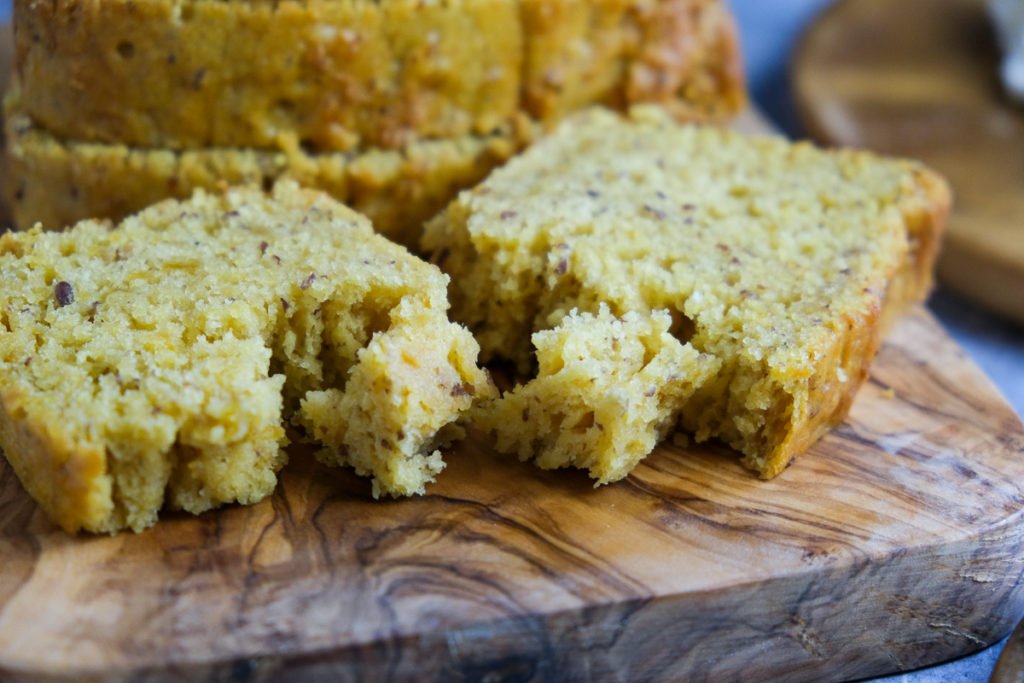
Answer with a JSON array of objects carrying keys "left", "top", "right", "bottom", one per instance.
[{"left": 14, "top": 0, "right": 745, "bottom": 152}]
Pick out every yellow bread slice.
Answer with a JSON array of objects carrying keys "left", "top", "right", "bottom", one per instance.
[
  {"left": 3, "top": 96, "right": 527, "bottom": 246},
  {"left": 425, "top": 107, "right": 950, "bottom": 480},
  {"left": 0, "top": 182, "right": 492, "bottom": 533},
  {"left": 14, "top": 0, "right": 743, "bottom": 151}
]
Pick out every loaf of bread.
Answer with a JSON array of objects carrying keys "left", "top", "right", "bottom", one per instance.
[
  {"left": 14, "top": 0, "right": 744, "bottom": 152},
  {"left": 0, "top": 182, "right": 492, "bottom": 533},
  {"left": 425, "top": 107, "right": 950, "bottom": 481},
  {"left": 3, "top": 96, "right": 528, "bottom": 245}
]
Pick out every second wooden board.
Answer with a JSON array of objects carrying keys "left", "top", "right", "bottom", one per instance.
[{"left": 793, "top": 0, "right": 1024, "bottom": 323}]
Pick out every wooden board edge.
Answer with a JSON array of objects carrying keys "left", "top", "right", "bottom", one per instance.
[{"left": 2, "top": 503, "right": 1021, "bottom": 682}]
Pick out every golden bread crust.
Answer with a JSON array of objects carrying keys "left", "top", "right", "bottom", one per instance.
[
  {"left": 0, "top": 382, "right": 113, "bottom": 531},
  {"left": 14, "top": 0, "right": 744, "bottom": 152}
]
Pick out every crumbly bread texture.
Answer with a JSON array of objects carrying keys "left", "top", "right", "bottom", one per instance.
[
  {"left": 473, "top": 306, "right": 719, "bottom": 484},
  {"left": 14, "top": 0, "right": 744, "bottom": 152},
  {"left": 425, "top": 107, "right": 950, "bottom": 480},
  {"left": 3, "top": 96, "right": 527, "bottom": 246},
  {"left": 0, "top": 182, "right": 492, "bottom": 533}
]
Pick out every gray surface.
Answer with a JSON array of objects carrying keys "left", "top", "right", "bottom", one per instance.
[{"left": 732, "top": 0, "right": 1024, "bottom": 681}]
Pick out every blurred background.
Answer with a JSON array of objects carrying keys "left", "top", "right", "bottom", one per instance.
[
  {"left": 734, "top": 0, "right": 839, "bottom": 134},
  {"left": 0, "top": 0, "right": 1018, "bottom": 679}
]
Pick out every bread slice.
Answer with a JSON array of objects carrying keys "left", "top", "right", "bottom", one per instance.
[
  {"left": 424, "top": 107, "right": 950, "bottom": 481},
  {"left": 0, "top": 182, "right": 492, "bottom": 533},
  {"left": 14, "top": 0, "right": 743, "bottom": 152},
  {"left": 3, "top": 96, "right": 527, "bottom": 246}
]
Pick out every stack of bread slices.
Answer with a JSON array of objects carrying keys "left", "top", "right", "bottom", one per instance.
[{"left": 5, "top": 0, "right": 745, "bottom": 247}]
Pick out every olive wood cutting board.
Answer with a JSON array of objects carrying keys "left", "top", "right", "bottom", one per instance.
[
  {"left": 1, "top": 42, "right": 1024, "bottom": 683},
  {"left": 793, "top": 0, "right": 1024, "bottom": 324},
  {"left": 1, "top": 308, "right": 1022, "bottom": 683}
]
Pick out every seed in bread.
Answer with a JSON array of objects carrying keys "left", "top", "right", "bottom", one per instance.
[
  {"left": 424, "top": 107, "right": 950, "bottom": 479},
  {"left": 0, "top": 182, "right": 492, "bottom": 533}
]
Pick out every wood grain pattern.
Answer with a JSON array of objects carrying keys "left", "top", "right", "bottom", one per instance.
[
  {"left": 793, "top": 0, "right": 1024, "bottom": 323},
  {"left": 0, "top": 308, "right": 1022, "bottom": 682}
]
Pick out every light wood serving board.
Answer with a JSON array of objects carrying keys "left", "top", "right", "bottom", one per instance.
[
  {"left": 793, "top": 0, "right": 1024, "bottom": 324},
  {"left": 2, "top": 34, "right": 1024, "bottom": 683}
]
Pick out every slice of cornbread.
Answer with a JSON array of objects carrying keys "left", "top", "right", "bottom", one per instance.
[
  {"left": 473, "top": 306, "right": 720, "bottom": 484},
  {"left": 0, "top": 182, "right": 491, "bottom": 533},
  {"left": 298, "top": 296, "right": 493, "bottom": 498},
  {"left": 425, "top": 107, "right": 950, "bottom": 480},
  {"left": 14, "top": 0, "right": 743, "bottom": 152},
  {"left": 2, "top": 97, "right": 527, "bottom": 247}
]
